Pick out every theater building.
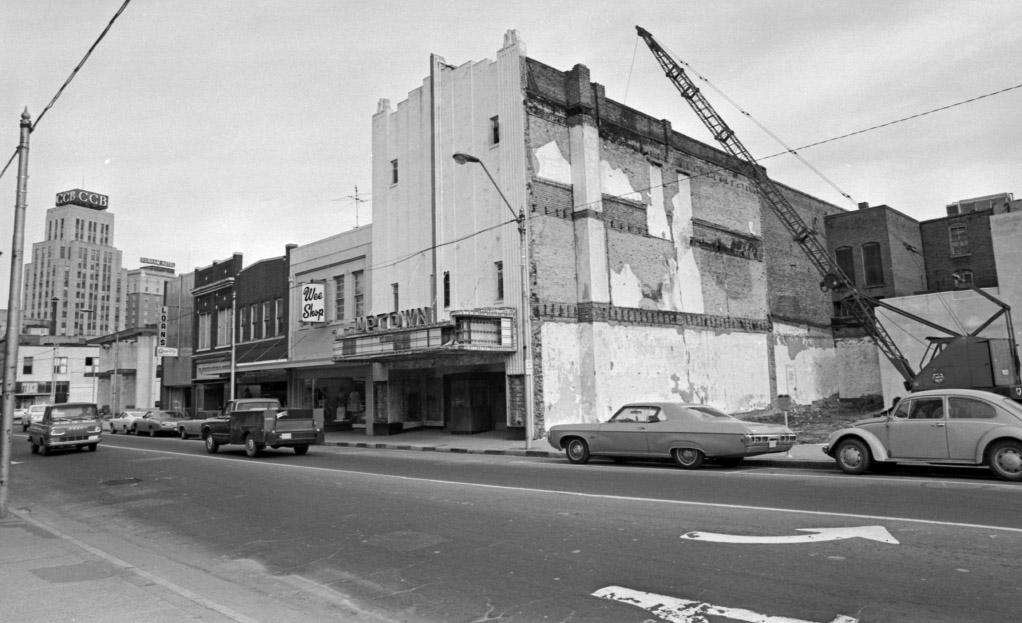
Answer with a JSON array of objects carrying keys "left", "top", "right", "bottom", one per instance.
[{"left": 341, "top": 31, "right": 858, "bottom": 441}]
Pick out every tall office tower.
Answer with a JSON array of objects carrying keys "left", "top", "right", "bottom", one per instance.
[
  {"left": 126, "top": 260, "right": 176, "bottom": 329},
  {"left": 22, "top": 189, "right": 125, "bottom": 338}
]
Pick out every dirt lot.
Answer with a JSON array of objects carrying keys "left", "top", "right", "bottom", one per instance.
[{"left": 742, "top": 396, "right": 885, "bottom": 444}]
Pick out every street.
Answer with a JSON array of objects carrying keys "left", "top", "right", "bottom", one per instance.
[{"left": 6, "top": 433, "right": 1022, "bottom": 622}]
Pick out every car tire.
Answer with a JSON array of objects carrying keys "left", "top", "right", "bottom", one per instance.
[
  {"left": 38, "top": 443, "right": 49, "bottom": 457},
  {"left": 148, "top": 428, "right": 156, "bottom": 438},
  {"left": 244, "top": 434, "right": 263, "bottom": 458},
  {"left": 179, "top": 428, "right": 189, "bottom": 439},
  {"left": 293, "top": 444, "right": 309, "bottom": 456},
  {"left": 22, "top": 424, "right": 28, "bottom": 432},
  {"left": 88, "top": 443, "right": 98, "bottom": 452},
  {"left": 109, "top": 427, "right": 116, "bottom": 434},
  {"left": 835, "top": 438, "right": 871, "bottom": 475},
  {"left": 203, "top": 432, "right": 219, "bottom": 454},
  {"left": 564, "top": 438, "right": 590, "bottom": 464},
  {"left": 30, "top": 442, "right": 39, "bottom": 454},
  {"left": 672, "top": 447, "right": 704, "bottom": 469},
  {"left": 987, "top": 440, "right": 1022, "bottom": 482}
]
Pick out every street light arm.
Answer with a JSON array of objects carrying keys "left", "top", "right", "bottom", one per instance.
[{"left": 452, "top": 153, "right": 518, "bottom": 222}]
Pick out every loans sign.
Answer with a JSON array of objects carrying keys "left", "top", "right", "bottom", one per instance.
[{"left": 300, "top": 282, "right": 326, "bottom": 323}]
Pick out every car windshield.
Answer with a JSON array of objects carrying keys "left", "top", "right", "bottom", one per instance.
[
  {"left": 50, "top": 406, "right": 98, "bottom": 421},
  {"left": 153, "top": 411, "right": 184, "bottom": 419},
  {"left": 686, "top": 405, "right": 736, "bottom": 420}
]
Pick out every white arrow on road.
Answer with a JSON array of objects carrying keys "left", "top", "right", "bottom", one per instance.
[
  {"left": 681, "top": 525, "right": 898, "bottom": 544},
  {"left": 594, "top": 585, "right": 858, "bottom": 623}
]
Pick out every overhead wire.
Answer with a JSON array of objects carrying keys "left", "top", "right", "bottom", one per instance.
[{"left": 0, "top": 0, "right": 132, "bottom": 183}]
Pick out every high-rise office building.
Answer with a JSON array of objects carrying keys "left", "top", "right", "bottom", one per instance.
[{"left": 22, "top": 189, "right": 125, "bottom": 337}]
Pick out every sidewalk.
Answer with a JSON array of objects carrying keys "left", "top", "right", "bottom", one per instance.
[{"left": 323, "top": 428, "right": 835, "bottom": 469}]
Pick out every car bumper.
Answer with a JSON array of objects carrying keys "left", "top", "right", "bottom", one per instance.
[
  {"left": 265, "top": 430, "right": 323, "bottom": 445},
  {"left": 43, "top": 434, "right": 102, "bottom": 447}
]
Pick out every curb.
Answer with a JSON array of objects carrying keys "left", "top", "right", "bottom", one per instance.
[{"left": 324, "top": 440, "right": 837, "bottom": 469}]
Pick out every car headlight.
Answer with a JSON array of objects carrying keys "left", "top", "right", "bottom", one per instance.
[
  {"left": 87, "top": 426, "right": 101, "bottom": 434},
  {"left": 50, "top": 428, "right": 66, "bottom": 436}
]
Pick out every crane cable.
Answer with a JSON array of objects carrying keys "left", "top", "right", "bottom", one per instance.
[{"left": 655, "top": 37, "right": 857, "bottom": 206}]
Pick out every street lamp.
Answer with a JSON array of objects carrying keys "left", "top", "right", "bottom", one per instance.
[{"left": 452, "top": 152, "right": 535, "bottom": 448}]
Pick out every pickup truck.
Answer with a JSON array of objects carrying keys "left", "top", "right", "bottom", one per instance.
[{"left": 200, "top": 398, "right": 322, "bottom": 457}]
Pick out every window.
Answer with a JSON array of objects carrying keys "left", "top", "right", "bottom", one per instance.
[
  {"left": 949, "top": 223, "right": 969, "bottom": 256},
  {"left": 490, "top": 116, "right": 500, "bottom": 145},
  {"left": 240, "top": 306, "right": 250, "bottom": 342},
  {"left": 835, "top": 247, "right": 855, "bottom": 285},
  {"left": 250, "top": 304, "right": 260, "bottom": 340},
  {"left": 334, "top": 275, "right": 345, "bottom": 321},
  {"left": 215, "top": 308, "right": 232, "bottom": 347},
  {"left": 443, "top": 271, "right": 451, "bottom": 308},
  {"left": 893, "top": 397, "right": 944, "bottom": 420},
  {"left": 22, "top": 356, "right": 33, "bottom": 375},
  {"left": 197, "top": 312, "right": 211, "bottom": 350},
  {"left": 862, "top": 242, "right": 884, "bottom": 286},
  {"left": 53, "top": 357, "right": 68, "bottom": 375},
  {"left": 275, "top": 298, "right": 284, "bottom": 335},
  {"left": 954, "top": 269, "right": 974, "bottom": 286},
  {"left": 948, "top": 397, "right": 996, "bottom": 419},
  {"left": 353, "top": 270, "right": 365, "bottom": 317},
  {"left": 263, "top": 301, "right": 273, "bottom": 337},
  {"left": 392, "top": 283, "right": 399, "bottom": 312},
  {"left": 495, "top": 261, "right": 504, "bottom": 300},
  {"left": 391, "top": 159, "right": 399, "bottom": 185}
]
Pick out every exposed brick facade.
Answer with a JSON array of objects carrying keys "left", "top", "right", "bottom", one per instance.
[{"left": 921, "top": 211, "right": 998, "bottom": 291}]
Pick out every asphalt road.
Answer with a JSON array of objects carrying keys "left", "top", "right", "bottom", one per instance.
[{"left": 8, "top": 432, "right": 1022, "bottom": 622}]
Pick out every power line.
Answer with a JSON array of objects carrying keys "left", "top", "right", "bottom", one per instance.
[{"left": 0, "top": 0, "right": 133, "bottom": 183}]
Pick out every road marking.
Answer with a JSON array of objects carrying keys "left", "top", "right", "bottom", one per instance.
[
  {"left": 593, "top": 585, "right": 857, "bottom": 623},
  {"left": 99, "top": 444, "right": 1022, "bottom": 535},
  {"left": 681, "top": 525, "right": 899, "bottom": 544}
]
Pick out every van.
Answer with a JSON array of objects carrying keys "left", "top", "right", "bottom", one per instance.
[{"left": 27, "top": 403, "right": 103, "bottom": 455}]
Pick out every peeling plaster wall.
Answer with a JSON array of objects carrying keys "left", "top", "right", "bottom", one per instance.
[
  {"left": 771, "top": 321, "right": 839, "bottom": 404},
  {"left": 835, "top": 336, "right": 882, "bottom": 399},
  {"left": 541, "top": 321, "right": 771, "bottom": 427}
]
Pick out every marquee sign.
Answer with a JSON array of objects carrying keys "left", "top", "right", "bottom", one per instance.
[
  {"left": 300, "top": 282, "right": 326, "bottom": 323},
  {"left": 354, "top": 306, "right": 435, "bottom": 332},
  {"left": 141, "top": 257, "right": 176, "bottom": 269},
  {"left": 56, "top": 189, "right": 109, "bottom": 210}
]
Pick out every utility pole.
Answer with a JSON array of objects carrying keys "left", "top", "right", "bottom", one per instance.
[{"left": 1, "top": 110, "right": 33, "bottom": 519}]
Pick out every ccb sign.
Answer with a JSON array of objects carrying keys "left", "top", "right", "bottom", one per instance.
[{"left": 55, "top": 189, "right": 109, "bottom": 210}]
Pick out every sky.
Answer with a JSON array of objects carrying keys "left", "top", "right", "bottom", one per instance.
[{"left": 1, "top": 0, "right": 1021, "bottom": 303}]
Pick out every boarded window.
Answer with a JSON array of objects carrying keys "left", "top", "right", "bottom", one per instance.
[{"left": 862, "top": 242, "right": 884, "bottom": 286}]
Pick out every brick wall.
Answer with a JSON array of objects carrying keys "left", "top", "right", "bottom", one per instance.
[{"left": 921, "top": 211, "right": 998, "bottom": 291}]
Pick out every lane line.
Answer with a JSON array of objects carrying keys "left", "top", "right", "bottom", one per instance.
[{"left": 97, "top": 443, "right": 1022, "bottom": 535}]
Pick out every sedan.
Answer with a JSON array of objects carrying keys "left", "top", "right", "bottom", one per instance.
[
  {"left": 106, "top": 409, "right": 149, "bottom": 434},
  {"left": 135, "top": 410, "right": 192, "bottom": 437},
  {"left": 824, "top": 388, "right": 1022, "bottom": 481},
  {"left": 547, "top": 402, "right": 796, "bottom": 469}
]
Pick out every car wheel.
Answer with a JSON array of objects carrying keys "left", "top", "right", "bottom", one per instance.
[
  {"left": 30, "top": 442, "right": 39, "bottom": 454},
  {"left": 88, "top": 443, "right": 98, "bottom": 452},
  {"left": 38, "top": 443, "right": 49, "bottom": 456},
  {"left": 293, "top": 444, "right": 309, "bottom": 456},
  {"left": 22, "top": 424, "right": 28, "bottom": 432},
  {"left": 672, "top": 447, "right": 704, "bottom": 469},
  {"left": 244, "top": 434, "right": 263, "bottom": 458},
  {"left": 564, "top": 438, "right": 590, "bottom": 464},
  {"left": 179, "top": 428, "right": 189, "bottom": 439},
  {"left": 148, "top": 428, "right": 156, "bottom": 438},
  {"left": 109, "top": 427, "right": 116, "bottom": 434},
  {"left": 987, "top": 440, "right": 1022, "bottom": 482},
  {"left": 203, "top": 432, "right": 219, "bottom": 454},
  {"left": 835, "top": 438, "right": 871, "bottom": 475}
]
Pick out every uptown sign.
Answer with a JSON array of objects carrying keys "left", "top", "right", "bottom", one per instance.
[{"left": 354, "top": 306, "right": 434, "bottom": 332}]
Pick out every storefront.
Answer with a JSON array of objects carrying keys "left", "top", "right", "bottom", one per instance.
[
  {"left": 288, "top": 363, "right": 369, "bottom": 431},
  {"left": 192, "top": 355, "right": 231, "bottom": 413},
  {"left": 335, "top": 307, "right": 519, "bottom": 435}
]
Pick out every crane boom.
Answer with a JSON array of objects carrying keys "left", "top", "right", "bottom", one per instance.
[{"left": 635, "top": 26, "right": 917, "bottom": 385}]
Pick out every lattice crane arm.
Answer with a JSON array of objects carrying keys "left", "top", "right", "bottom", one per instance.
[{"left": 635, "top": 25, "right": 917, "bottom": 385}]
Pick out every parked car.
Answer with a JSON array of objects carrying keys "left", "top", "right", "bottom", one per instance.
[
  {"left": 26, "top": 403, "right": 102, "bottom": 455},
  {"left": 547, "top": 402, "right": 797, "bottom": 468},
  {"left": 824, "top": 388, "right": 1022, "bottom": 481},
  {"left": 22, "top": 404, "right": 50, "bottom": 432},
  {"left": 135, "top": 410, "right": 192, "bottom": 437},
  {"left": 13, "top": 408, "right": 28, "bottom": 425},
  {"left": 106, "top": 409, "right": 149, "bottom": 434}
]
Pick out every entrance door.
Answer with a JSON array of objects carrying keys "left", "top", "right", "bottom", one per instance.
[{"left": 446, "top": 375, "right": 494, "bottom": 433}]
